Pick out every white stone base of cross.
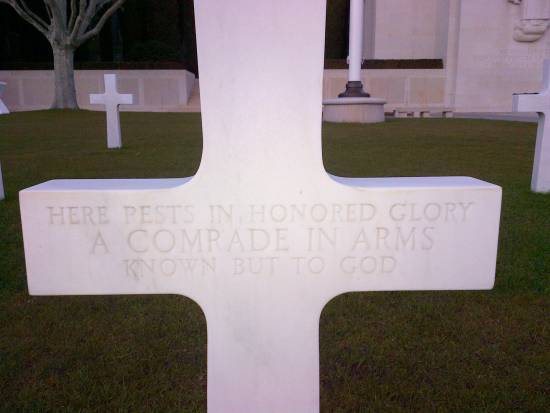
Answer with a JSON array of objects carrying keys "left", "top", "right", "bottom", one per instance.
[
  {"left": 20, "top": 2, "right": 502, "bottom": 412},
  {"left": 0, "top": 82, "right": 10, "bottom": 114},
  {"left": 513, "top": 59, "right": 550, "bottom": 193},
  {"left": 90, "top": 74, "right": 133, "bottom": 149}
]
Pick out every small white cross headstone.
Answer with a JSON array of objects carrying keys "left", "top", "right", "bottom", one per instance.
[
  {"left": 0, "top": 162, "right": 4, "bottom": 200},
  {"left": 90, "top": 74, "right": 133, "bottom": 149},
  {"left": 20, "top": 2, "right": 502, "bottom": 412},
  {"left": 0, "top": 82, "right": 10, "bottom": 114},
  {"left": 513, "top": 59, "right": 550, "bottom": 193}
]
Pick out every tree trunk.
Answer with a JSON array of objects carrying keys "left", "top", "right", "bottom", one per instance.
[{"left": 51, "top": 45, "right": 78, "bottom": 109}]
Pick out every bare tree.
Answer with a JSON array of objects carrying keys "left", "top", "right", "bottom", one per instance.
[{"left": 0, "top": 0, "right": 127, "bottom": 109}]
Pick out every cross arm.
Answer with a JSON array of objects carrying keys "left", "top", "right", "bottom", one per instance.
[
  {"left": 117, "top": 93, "right": 134, "bottom": 105},
  {"left": 513, "top": 92, "right": 549, "bottom": 113},
  {"left": 89, "top": 94, "right": 106, "bottom": 105},
  {"left": 90, "top": 74, "right": 134, "bottom": 107},
  {"left": 310, "top": 175, "right": 502, "bottom": 307},
  {"left": 513, "top": 60, "right": 550, "bottom": 114},
  {"left": 19, "top": 177, "right": 205, "bottom": 302},
  {"left": 0, "top": 82, "right": 9, "bottom": 114},
  {"left": 89, "top": 93, "right": 133, "bottom": 106}
]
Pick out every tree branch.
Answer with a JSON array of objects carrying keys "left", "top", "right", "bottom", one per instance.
[
  {"left": 69, "top": 0, "right": 89, "bottom": 45},
  {"left": 2, "top": 0, "right": 50, "bottom": 37},
  {"left": 0, "top": 0, "right": 50, "bottom": 38},
  {"left": 17, "top": 0, "right": 49, "bottom": 26},
  {"left": 43, "top": 1, "right": 54, "bottom": 23},
  {"left": 76, "top": 0, "right": 126, "bottom": 46},
  {"left": 68, "top": 0, "right": 78, "bottom": 31},
  {"left": 44, "top": 0, "right": 67, "bottom": 30}
]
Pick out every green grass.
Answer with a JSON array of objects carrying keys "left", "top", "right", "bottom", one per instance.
[{"left": 0, "top": 111, "right": 548, "bottom": 412}]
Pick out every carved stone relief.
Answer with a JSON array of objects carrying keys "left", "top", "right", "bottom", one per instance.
[{"left": 509, "top": 0, "right": 550, "bottom": 42}]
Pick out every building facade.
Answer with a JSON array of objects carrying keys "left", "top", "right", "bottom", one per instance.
[
  {"left": 348, "top": 0, "right": 550, "bottom": 111},
  {"left": 1, "top": 0, "right": 549, "bottom": 113}
]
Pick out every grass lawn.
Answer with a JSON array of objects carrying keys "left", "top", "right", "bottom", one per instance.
[{"left": 0, "top": 111, "right": 548, "bottom": 412}]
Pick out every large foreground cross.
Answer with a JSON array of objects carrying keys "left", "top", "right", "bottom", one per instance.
[
  {"left": 513, "top": 59, "right": 550, "bottom": 193},
  {"left": 20, "top": 1, "right": 501, "bottom": 412}
]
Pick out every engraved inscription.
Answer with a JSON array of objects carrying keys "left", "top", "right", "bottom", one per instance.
[{"left": 45, "top": 201, "right": 476, "bottom": 279}]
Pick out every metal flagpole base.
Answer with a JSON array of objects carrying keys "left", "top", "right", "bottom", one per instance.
[{"left": 338, "top": 81, "right": 370, "bottom": 98}]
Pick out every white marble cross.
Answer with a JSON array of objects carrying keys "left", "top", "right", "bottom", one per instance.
[
  {"left": 513, "top": 59, "right": 550, "bottom": 193},
  {"left": 0, "top": 162, "right": 4, "bottom": 200},
  {"left": 20, "top": 1, "right": 501, "bottom": 412},
  {"left": 90, "top": 74, "right": 133, "bottom": 149},
  {"left": 0, "top": 82, "right": 10, "bottom": 114}
]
